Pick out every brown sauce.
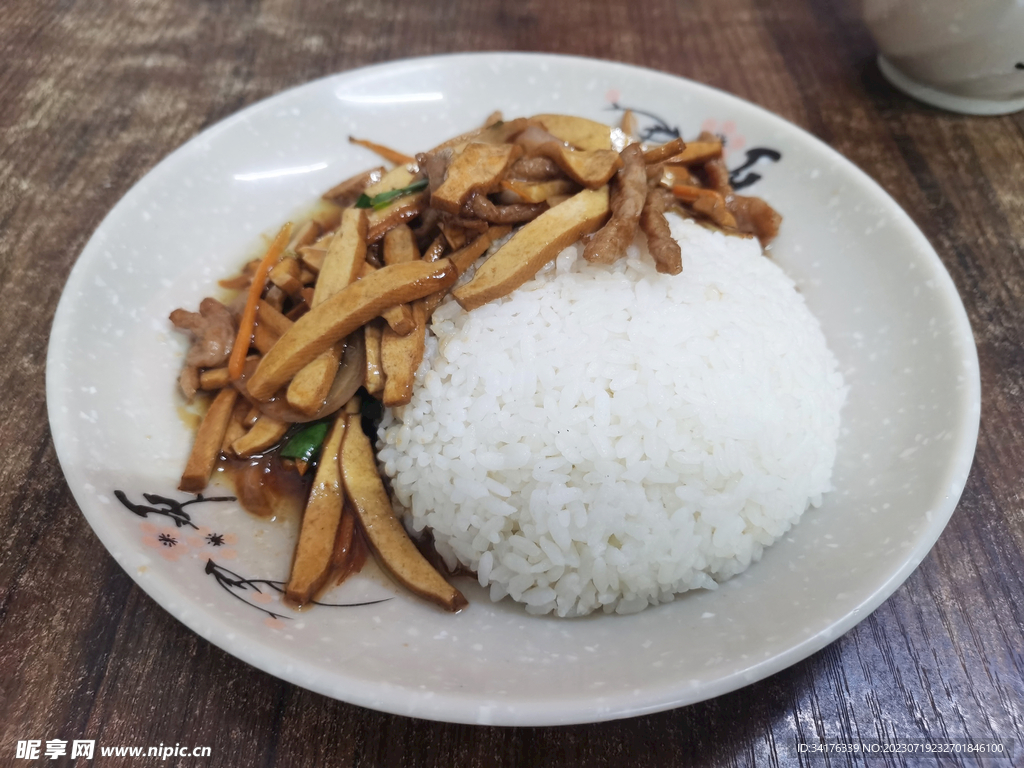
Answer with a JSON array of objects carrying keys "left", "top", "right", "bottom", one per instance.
[
  {"left": 214, "top": 442, "right": 374, "bottom": 603},
  {"left": 215, "top": 450, "right": 310, "bottom": 522}
]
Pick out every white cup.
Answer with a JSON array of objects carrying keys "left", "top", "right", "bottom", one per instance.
[{"left": 863, "top": 0, "right": 1024, "bottom": 115}]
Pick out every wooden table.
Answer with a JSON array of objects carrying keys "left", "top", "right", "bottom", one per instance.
[{"left": 3, "top": 1, "right": 1022, "bottom": 765}]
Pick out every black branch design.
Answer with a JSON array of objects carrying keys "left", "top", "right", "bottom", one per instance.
[
  {"left": 114, "top": 490, "right": 236, "bottom": 530},
  {"left": 205, "top": 561, "right": 392, "bottom": 621}
]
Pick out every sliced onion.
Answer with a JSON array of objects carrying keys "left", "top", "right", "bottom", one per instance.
[{"left": 232, "top": 332, "right": 366, "bottom": 423}]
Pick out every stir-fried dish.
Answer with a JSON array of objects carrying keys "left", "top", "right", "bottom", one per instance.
[{"left": 170, "top": 111, "right": 782, "bottom": 612}]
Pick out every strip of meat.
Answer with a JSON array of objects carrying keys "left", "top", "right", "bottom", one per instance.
[
  {"left": 697, "top": 131, "right": 733, "bottom": 195},
  {"left": 639, "top": 187, "right": 682, "bottom": 275},
  {"left": 506, "top": 156, "right": 562, "bottom": 181},
  {"left": 728, "top": 195, "right": 782, "bottom": 246},
  {"left": 582, "top": 143, "right": 646, "bottom": 264},
  {"left": 462, "top": 193, "right": 547, "bottom": 224},
  {"left": 170, "top": 297, "right": 236, "bottom": 368},
  {"left": 415, "top": 149, "right": 452, "bottom": 194}
]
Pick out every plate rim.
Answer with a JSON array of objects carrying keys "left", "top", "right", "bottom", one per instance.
[{"left": 45, "top": 51, "right": 981, "bottom": 725}]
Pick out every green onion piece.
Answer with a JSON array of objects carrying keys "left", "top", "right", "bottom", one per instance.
[
  {"left": 280, "top": 421, "right": 330, "bottom": 464},
  {"left": 354, "top": 193, "right": 372, "bottom": 209},
  {"left": 368, "top": 179, "right": 429, "bottom": 211}
]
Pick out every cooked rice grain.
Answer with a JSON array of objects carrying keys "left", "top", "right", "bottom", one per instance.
[{"left": 378, "top": 217, "right": 845, "bottom": 616}]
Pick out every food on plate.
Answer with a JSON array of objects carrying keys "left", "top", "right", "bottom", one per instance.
[
  {"left": 171, "top": 111, "right": 841, "bottom": 617},
  {"left": 379, "top": 217, "right": 844, "bottom": 616}
]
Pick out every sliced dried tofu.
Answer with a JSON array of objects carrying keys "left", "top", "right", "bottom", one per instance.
[
  {"left": 363, "top": 164, "right": 419, "bottom": 199},
  {"left": 285, "top": 413, "right": 347, "bottom": 605},
  {"left": 533, "top": 114, "right": 613, "bottom": 151},
  {"left": 287, "top": 209, "right": 368, "bottom": 415},
  {"left": 541, "top": 145, "right": 623, "bottom": 189},
  {"left": 269, "top": 256, "right": 303, "bottom": 297},
  {"left": 453, "top": 187, "right": 610, "bottom": 311},
  {"left": 341, "top": 414, "right": 467, "bottom": 612},
  {"left": 312, "top": 208, "right": 368, "bottom": 304},
  {"left": 232, "top": 415, "right": 289, "bottom": 457},
  {"left": 421, "top": 225, "right": 511, "bottom": 317},
  {"left": 429, "top": 117, "right": 528, "bottom": 154},
  {"left": 359, "top": 261, "right": 416, "bottom": 335},
  {"left": 247, "top": 259, "right": 458, "bottom": 400},
  {"left": 322, "top": 166, "right": 384, "bottom": 204},
  {"left": 381, "top": 300, "right": 427, "bottom": 407},
  {"left": 664, "top": 140, "right": 723, "bottom": 166},
  {"left": 286, "top": 344, "right": 344, "bottom": 415},
  {"left": 287, "top": 220, "right": 321, "bottom": 251},
  {"left": 431, "top": 143, "right": 523, "bottom": 214},
  {"left": 364, "top": 321, "right": 385, "bottom": 395},
  {"left": 179, "top": 387, "right": 238, "bottom": 492},
  {"left": 382, "top": 224, "right": 420, "bottom": 265},
  {"left": 298, "top": 246, "right": 326, "bottom": 274},
  {"left": 198, "top": 366, "right": 231, "bottom": 390},
  {"left": 256, "top": 301, "right": 293, "bottom": 337},
  {"left": 366, "top": 192, "right": 428, "bottom": 243},
  {"left": 500, "top": 178, "right": 576, "bottom": 204}
]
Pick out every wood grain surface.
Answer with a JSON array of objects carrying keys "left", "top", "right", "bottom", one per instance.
[{"left": 2, "top": 0, "right": 1023, "bottom": 766}]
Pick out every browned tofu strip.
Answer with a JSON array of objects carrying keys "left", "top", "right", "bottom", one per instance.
[
  {"left": 286, "top": 220, "right": 322, "bottom": 251},
  {"left": 311, "top": 205, "right": 342, "bottom": 232},
  {"left": 642, "top": 137, "right": 686, "bottom": 165},
  {"left": 499, "top": 178, "right": 575, "bottom": 204},
  {"left": 232, "top": 415, "right": 289, "bottom": 457},
  {"left": 383, "top": 224, "right": 420, "bottom": 265},
  {"left": 359, "top": 262, "right": 416, "bottom": 335},
  {"left": 287, "top": 209, "right": 368, "bottom": 415},
  {"left": 453, "top": 187, "right": 609, "bottom": 311},
  {"left": 364, "top": 321, "right": 385, "bottom": 395},
  {"left": 421, "top": 225, "right": 510, "bottom": 317},
  {"left": 422, "top": 234, "right": 447, "bottom": 263},
  {"left": 179, "top": 387, "right": 238, "bottom": 492},
  {"left": 366, "top": 192, "right": 428, "bottom": 243},
  {"left": 298, "top": 246, "right": 326, "bottom": 274},
  {"left": 322, "top": 166, "right": 384, "bottom": 204},
  {"left": 533, "top": 114, "right": 613, "bottom": 151},
  {"left": 220, "top": 417, "right": 247, "bottom": 453},
  {"left": 341, "top": 414, "right": 467, "bottom": 612},
  {"left": 269, "top": 256, "right": 303, "bottom": 298},
  {"left": 198, "top": 367, "right": 231, "bottom": 390},
  {"left": 664, "top": 140, "right": 723, "bottom": 166},
  {"left": 381, "top": 300, "right": 427, "bottom": 407},
  {"left": 431, "top": 143, "right": 523, "bottom": 214},
  {"left": 330, "top": 506, "right": 358, "bottom": 575},
  {"left": 427, "top": 117, "right": 528, "bottom": 154},
  {"left": 252, "top": 322, "right": 280, "bottom": 355},
  {"left": 247, "top": 258, "right": 458, "bottom": 400},
  {"left": 285, "top": 413, "right": 347, "bottom": 605},
  {"left": 312, "top": 209, "right": 369, "bottom": 302},
  {"left": 256, "top": 301, "right": 293, "bottom": 337},
  {"left": 535, "top": 144, "right": 623, "bottom": 189}
]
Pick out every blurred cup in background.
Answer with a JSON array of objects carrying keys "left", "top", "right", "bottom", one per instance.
[{"left": 863, "top": 0, "right": 1024, "bottom": 115}]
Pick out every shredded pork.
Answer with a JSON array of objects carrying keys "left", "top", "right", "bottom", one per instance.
[{"left": 582, "top": 144, "right": 646, "bottom": 264}]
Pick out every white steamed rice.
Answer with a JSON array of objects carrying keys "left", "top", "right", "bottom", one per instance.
[{"left": 377, "top": 216, "right": 845, "bottom": 617}]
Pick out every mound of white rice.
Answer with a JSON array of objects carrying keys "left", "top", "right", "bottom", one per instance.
[{"left": 377, "top": 217, "right": 845, "bottom": 617}]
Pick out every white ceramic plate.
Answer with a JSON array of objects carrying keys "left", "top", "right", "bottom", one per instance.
[{"left": 47, "top": 53, "right": 980, "bottom": 725}]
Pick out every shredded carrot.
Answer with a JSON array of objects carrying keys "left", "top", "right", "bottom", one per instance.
[
  {"left": 348, "top": 136, "right": 415, "bottom": 166},
  {"left": 228, "top": 223, "right": 293, "bottom": 380},
  {"left": 671, "top": 184, "right": 708, "bottom": 203}
]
